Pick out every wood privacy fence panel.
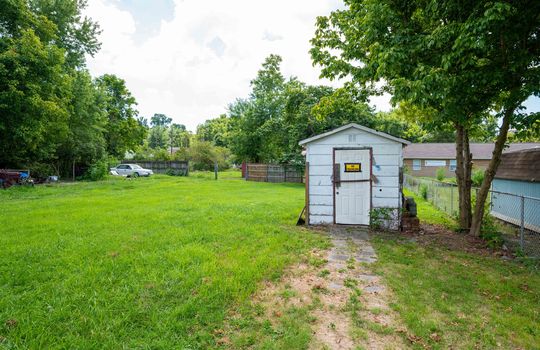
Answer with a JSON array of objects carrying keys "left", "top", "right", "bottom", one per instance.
[
  {"left": 124, "top": 161, "right": 189, "bottom": 175},
  {"left": 246, "top": 163, "right": 303, "bottom": 183}
]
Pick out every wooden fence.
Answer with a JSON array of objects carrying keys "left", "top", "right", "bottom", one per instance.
[
  {"left": 245, "top": 163, "right": 303, "bottom": 183},
  {"left": 124, "top": 160, "right": 189, "bottom": 176}
]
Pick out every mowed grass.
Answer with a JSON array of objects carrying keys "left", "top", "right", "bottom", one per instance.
[
  {"left": 404, "top": 188, "right": 458, "bottom": 230},
  {"left": 0, "top": 174, "right": 326, "bottom": 349},
  {"left": 373, "top": 192, "right": 540, "bottom": 349},
  {"left": 372, "top": 236, "right": 540, "bottom": 349}
]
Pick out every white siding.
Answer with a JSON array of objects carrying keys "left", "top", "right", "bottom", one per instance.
[{"left": 306, "top": 127, "right": 404, "bottom": 227}]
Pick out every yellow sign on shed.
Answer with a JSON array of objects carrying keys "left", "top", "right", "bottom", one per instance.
[{"left": 344, "top": 163, "right": 361, "bottom": 172}]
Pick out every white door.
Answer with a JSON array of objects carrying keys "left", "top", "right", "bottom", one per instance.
[{"left": 334, "top": 149, "right": 371, "bottom": 225}]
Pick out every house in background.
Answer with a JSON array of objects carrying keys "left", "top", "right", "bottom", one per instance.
[
  {"left": 491, "top": 147, "right": 540, "bottom": 232},
  {"left": 403, "top": 143, "right": 540, "bottom": 177}
]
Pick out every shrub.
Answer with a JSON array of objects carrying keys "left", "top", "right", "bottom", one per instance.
[
  {"left": 436, "top": 167, "right": 446, "bottom": 181},
  {"left": 84, "top": 156, "right": 117, "bottom": 181},
  {"left": 480, "top": 214, "right": 504, "bottom": 249},
  {"left": 84, "top": 160, "right": 108, "bottom": 181},
  {"left": 370, "top": 208, "right": 394, "bottom": 230},
  {"left": 419, "top": 183, "right": 429, "bottom": 200},
  {"left": 188, "top": 140, "right": 231, "bottom": 171},
  {"left": 471, "top": 168, "right": 485, "bottom": 187}
]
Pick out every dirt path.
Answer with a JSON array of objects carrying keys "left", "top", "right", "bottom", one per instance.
[
  {"left": 308, "top": 226, "right": 408, "bottom": 350},
  {"left": 224, "top": 226, "right": 410, "bottom": 349}
]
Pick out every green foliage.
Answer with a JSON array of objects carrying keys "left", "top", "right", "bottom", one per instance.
[
  {"left": 83, "top": 157, "right": 110, "bottom": 181},
  {"left": 188, "top": 140, "right": 231, "bottom": 171},
  {"left": 479, "top": 214, "right": 504, "bottom": 249},
  {"left": 0, "top": 0, "right": 143, "bottom": 182},
  {"left": 436, "top": 168, "right": 446, "bottom": 182},
  {"left": 197, "top": 114, "right": 232, "bottom": 147},
  {"left": 369, "top": 208, "right": 394, "bottom": 230},
  {"left": 96, "top": 74, "right": 146, "bottom": 159},
  {"left": 471, "top": 168, "right": 485, "bottom": 187},
  {"left": 419, "top": 184, "right": 429, "bottom": 200},
  {"left": 311, "top": 0, "right": 540, "bottom": 232}
]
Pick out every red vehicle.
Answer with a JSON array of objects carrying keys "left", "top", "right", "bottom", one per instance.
[{"left": 0, "top": 169, "right": 32, "bottom": 189}]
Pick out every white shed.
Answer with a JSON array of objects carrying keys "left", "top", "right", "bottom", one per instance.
[{"left": 299, "top": 123, "right": 410, "bottom": 228}]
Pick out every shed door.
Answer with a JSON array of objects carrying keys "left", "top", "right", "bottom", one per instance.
[{"left": 334, "top": 149, "right": 371, "bottom": 225}]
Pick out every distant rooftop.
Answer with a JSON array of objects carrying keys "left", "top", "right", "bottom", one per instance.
[
  {"left": 403, "top": 143, "right": 540, "bottom": 160},
  {"left": 495, "top": 148, "right": 540, "bottom": 182}
]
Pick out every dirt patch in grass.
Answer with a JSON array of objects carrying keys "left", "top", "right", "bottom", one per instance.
[{"left": 401, "top": 223, "right": 513, "bottom": 259}]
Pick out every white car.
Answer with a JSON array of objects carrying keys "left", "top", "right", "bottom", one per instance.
[{"left": 110, "top": 164, "right": 153, "bottom": 177}]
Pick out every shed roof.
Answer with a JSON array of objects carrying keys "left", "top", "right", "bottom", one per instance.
[
  {"left": 403, "top": 143, "right": 540, "bottom": 160},
  {"left": 495, "top": 147, "right": 540, "bottom": 182},
  {"left": 298, "top": 123, "right": 411, "bottom": 146}
]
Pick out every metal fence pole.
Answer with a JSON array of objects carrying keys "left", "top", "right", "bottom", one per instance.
[
  {"left": 450, "top": 185, "right": 454, "bottom": 214},
  {"left": 520, "top": 195, "right": 525, "bottom": 252}
]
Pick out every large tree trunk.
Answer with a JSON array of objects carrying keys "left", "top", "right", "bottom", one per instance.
[
  {"left": 455, "top": 123, "right": 472, "bottom": 231},
  {"left": 470, "top": 108, "right": 514, "bottom": 236}
]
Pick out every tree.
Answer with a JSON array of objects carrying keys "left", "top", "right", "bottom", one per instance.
[
  {"left": 56, "top": 70, "right": 106, "bottom": 179},
  {"left": 197, "top": 115, "right": 232, "bottom": 147},
  {"left": 311, "top": 0, "right": 540, "bottom": 234},
  {"left": 147, "top": 113, "right": 171, "bottom": 149},
  {"left": 28, "top": 0, "right": 101, "bottom": 68},
  {"left": 96, "top": 74, "right": 146, "bottom": 159},
  {"left": 229, "top": 55, "right": 287, "bottom": 162},
  {"left": 0, "top": 1, "right": 69, "bottom": 168},
  {"left": 150, "top": 113, "right": 172, "bottom": 127},
  {"left": 169, "top": 123, "right": 188, "bottom": 150}
]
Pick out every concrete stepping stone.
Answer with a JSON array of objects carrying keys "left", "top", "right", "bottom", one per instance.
[
  {"left": 329, "top": 254, "right": 349, "bottom": 262},
  {"left": 329, "top": 282, "right": 343, "bottom": 290},
  {"left": 356, "top": 274, "right": 378, "bottom": 282},
  {"left": 364, "top": 285, "right": 385, "bottom": 294},
  {"left": 356, "top": 256, "right": 377, "bottom": 264}
]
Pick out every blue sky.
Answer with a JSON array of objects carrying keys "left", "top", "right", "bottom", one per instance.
[
  {"left": 524, "top": 96, "right": 540, "bottom": 113},
  {"left": 115, "top": 0, "right": 175, "bottom": 43}
]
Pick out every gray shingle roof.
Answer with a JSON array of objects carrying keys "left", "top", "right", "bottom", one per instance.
[
  {"left": 495, "top": 148, "right": 540, "bottom": 182},
  {"left": 403, "top": 143, "right": 540, "bottom": 160}
]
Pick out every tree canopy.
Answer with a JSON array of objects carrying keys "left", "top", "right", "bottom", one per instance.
[
  {"left": 0, "top": 0, "right": 145, "bottom": 179},
  {"left": 310, "top": 0, "right": 540, "bottom": 234}
]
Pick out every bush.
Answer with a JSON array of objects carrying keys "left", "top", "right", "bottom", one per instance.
[
  {"left": 472, "top": 168, "right": 485, "bottom": 187},
  {"left": 480, "top": 214, "right": 504, "bottom": 249},
  {"left": 188, "top": 140, "right": 231, "bottom": 171},
  {"left": 84, "top": 156, "right": 117, "bottom": 181},
  {"left": 419, "top": 183, "right": 429, "bottom": 200},
  {"left": 436, "top": 167, "right": 446, "bottom": 181}
]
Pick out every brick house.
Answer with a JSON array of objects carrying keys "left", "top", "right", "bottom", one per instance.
[{"left": 403, "top": 143, "right": 540, "bottom": 177}]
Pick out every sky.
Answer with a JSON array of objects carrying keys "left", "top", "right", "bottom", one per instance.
[
  {"left": 84, "top": 0, "right": 365, "bottom": 131},
  {"left": 84, "top": 0, "right": 539, "bottom": 132}
]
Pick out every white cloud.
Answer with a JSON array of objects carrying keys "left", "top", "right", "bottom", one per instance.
[{"left": 85, "top": 0, "right": 391, "bottom": 131}]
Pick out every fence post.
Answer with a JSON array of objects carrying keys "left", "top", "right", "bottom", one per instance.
[
  {"left": 283, "top": 165, "right": 287, "bottom": 183},
  {"left": 520, "top": 195, "right": 525, "bottom": 252},
  {"left": 450, "top": 185, "right": 454, "bottom": 214}
]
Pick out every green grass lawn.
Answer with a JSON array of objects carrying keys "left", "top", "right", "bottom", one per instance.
[
  {"left": 0, "top": 175, "right": 326, "bottom": 349},
  {"left": 376, "top": 189, "right": 540, "bottom": 349},
  {"left": 404, "top": 188, "right": 458, "bottom": 230},
  {"left": 372, "top": 236, "right": 540, "bottom": 349}
]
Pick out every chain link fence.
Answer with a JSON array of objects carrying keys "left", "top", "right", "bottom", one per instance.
[{"left": 404, "top": 174, "right": 540, "bottom": 258}]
